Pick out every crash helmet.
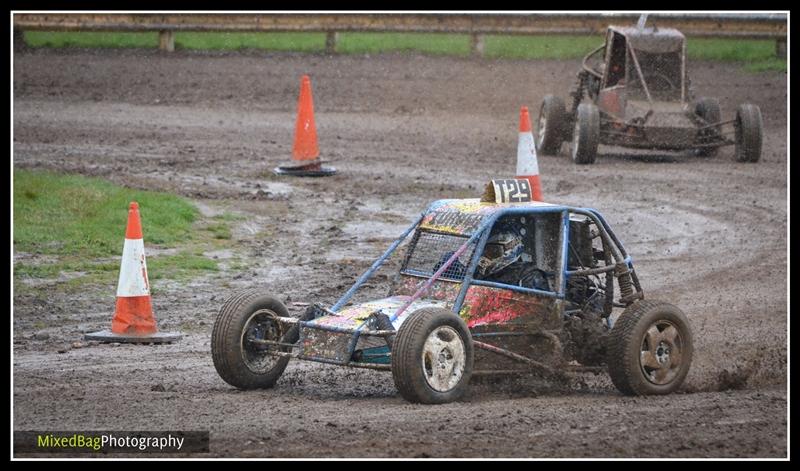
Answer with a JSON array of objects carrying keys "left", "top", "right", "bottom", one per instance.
[{"left": 477, "top": 231, "right": 524, "bottom": 277}]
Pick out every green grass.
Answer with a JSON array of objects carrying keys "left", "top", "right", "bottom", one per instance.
[
  {"left": 687, "top": 37, "right": 786, "bottom": 72},
  {"left": 336, "top": 33, "right": 471, "bottom": 56},
  {"left": 743, "top": 57, "right": 787, "bottom": 73},
  {"left": 23, "top": 31, "right": 785, "bottom": 72},
  {"left": 205, "top": 222, "right": 232, "bottom": 240},
  {"left": 175, "top": 32, "right": 326, "bottom": 52},
  {"left": 148, "top": 252, "right": 218, "bottom": 280},
  {"left": 14, "top": 169, "right": 197, "bottom": 256},
  {"left": 13, "top": 169, "right": 228, "bottom": 289},
  {"left": 484, "top": 35, "right": 602, "bottom": 60}
]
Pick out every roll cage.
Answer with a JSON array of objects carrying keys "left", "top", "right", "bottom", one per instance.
[
  {"left": 582, "top": 27, "right": 687, "bottom": 105},
  {"left": 333, "top": 201, "right": 642, "bottom": 317}
]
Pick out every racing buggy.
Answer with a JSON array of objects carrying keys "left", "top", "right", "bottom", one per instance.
[
  {"left": 535, "top": 18, "right": 763, "bottom": 164},
  {"left": 212, "top": 179, "right": 693, "bottom": 403}
]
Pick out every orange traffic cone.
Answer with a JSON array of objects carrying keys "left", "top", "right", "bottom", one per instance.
[
  {"left": 274, "top": 75, "right": 337, "bottom": 177},
  {"left": 516, "top": 106, "right": 543, "bottom": 201},
  {"left": 85, "top": 202, "right": 181, "bottom": 344}
]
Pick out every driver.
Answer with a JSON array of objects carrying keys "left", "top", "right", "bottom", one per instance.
[{"left": 477, "top": 231, "right": 550, "bottom": 291}]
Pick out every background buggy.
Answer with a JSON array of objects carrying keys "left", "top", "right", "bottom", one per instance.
[{"left": 536, "top": 20, "right": 764, "bottom": 164}]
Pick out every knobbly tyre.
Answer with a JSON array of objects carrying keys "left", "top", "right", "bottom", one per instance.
[
  {"left": 535, "top": 15, "right": 763, "bottom": 164},
  {"left": 212, "top": 179, "right": 693, "bottom": 404}
]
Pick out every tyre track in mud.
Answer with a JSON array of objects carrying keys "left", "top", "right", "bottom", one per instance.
[{"left": 13, "top": 48, "right": 786, "bottom": 457}]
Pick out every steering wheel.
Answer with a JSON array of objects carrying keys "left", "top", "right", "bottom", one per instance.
[{"left": 628, "top": 72, "right": 677, "bottom": 91}]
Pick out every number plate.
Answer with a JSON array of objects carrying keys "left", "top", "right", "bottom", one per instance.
[{"left": 482, "top": 179, "right": 533, "bottom": 203}]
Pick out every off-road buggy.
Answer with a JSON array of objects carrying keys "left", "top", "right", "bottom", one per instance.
[
  {"left": 535, "top": 19, "right": 763, "bottom": 164},
  {"left": 212, "top": 179, "right": 693, "bottom": 403}
]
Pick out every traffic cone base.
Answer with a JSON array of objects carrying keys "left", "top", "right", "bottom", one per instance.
[
  {"left": 273, "top": 162, "right": 337, "bottom": 177},
  {"left": 85, "top": 202, "right": 181, "bottom": 344},
  {"left": 273, "top": 75, "right": 336, "bottom": 177},
  {"left": 84, "top": 329, "right": 182, "bottom": 344}
]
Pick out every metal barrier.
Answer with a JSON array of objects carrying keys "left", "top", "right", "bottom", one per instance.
[{"left": 13, "top": 13, "right": 787, "bottom": 56}]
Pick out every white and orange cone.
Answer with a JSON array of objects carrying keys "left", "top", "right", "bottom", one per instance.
[
  {"left": 273, "top": 74, "right": 337, "bottom": 177},
  {"left": 85, "top": 202, "right": 180, "bottom": 344},
  {"left": 516, "top": 106, "right": 543, "bottom": 201}
]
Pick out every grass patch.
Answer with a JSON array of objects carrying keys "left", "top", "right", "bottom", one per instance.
[
  {"left": 336, "top": 32, "right": 471, "bottom": 56},
  {"left": 743, "top": 57, "right": 787, "bottom": 73},
  {"left": 687, "top": 37, "right": 786, "bottom": 72},
  {"left": 687, "top": 37, "right": 777, "bottom": 62},
  {"left": 148, "top": 252, "right": 218, "bottom": 281},
  {"left": 212, "top": 211, "right": 246, "bottom": 222},
  {"left": 205, "top": 223, "right": 232, "bottom": 240},
  {"left": 13, "top": 169, "right": 229, "bottom": 289},
  {"left": 175, "top": 32, "right": 326, "bottom": 52},
  {"left": 484, "top": 35, "right": 602, "bottom": 60},
  {"left": 14, "top": 169, "right": 197, "bottom": 257}
]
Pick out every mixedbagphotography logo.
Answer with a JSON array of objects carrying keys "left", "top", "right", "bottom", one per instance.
[{"left": 14, "top": 431, "right": 209, "bottom": 454}]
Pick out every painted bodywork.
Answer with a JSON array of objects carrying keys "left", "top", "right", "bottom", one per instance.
[{"left": 291, "top": 196, "right": 638, "bottom": 369}]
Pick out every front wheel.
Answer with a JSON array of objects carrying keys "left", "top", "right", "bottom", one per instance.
[
  {"left": 391, "top": 308, "right": 474, "bottom": 404},
  {"left": 211, "top": 289, "right": 295, "bottom": 389},
  {"left": 536, "top": 95, "right": 567, "bottom": 155},
  {"left": 571, "top": 103, "right": 599, "bottom": 164},
  {"left": 606, "top": 300, "right": 693, "bottom": 395},
  {"left": 734, "top": 103, "right": 763, "bottom": 162}
]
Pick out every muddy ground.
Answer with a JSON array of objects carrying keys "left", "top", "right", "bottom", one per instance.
[{"left": 12, "top": 48, "right": 787, "bottom": 458}]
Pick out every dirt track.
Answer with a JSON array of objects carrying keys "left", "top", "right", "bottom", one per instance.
[{"left": 12, "top": 48, "right": 787, "bottom": 458}]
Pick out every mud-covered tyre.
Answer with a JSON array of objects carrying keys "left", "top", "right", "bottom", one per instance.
[
  {"left": 391, "top": 308, "right": 473, "bottom": 404},
  {"left": 571, "top": 103, "right": 599, "bottom": 164},
  {"left": 536, "top": 95, "right": 567, "bottom": 155},
  {"left": 607, "top": 300, "right": 693, "bottom": 395},
  {"left": 211, "top": 289, "right": 294, "bottom": 389},
  {"left": 694, "top": 97, "right": 721, "bottom": 156},
  {"left": 734, "top": 103, "right": 763, "bottom": 162}
]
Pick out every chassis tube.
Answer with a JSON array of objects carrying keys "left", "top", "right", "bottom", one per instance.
[{"left": 473, "top": 340, "right": 558, "bottom": 377}]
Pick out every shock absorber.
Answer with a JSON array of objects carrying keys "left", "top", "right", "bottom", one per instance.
[
  {"left": 570, "top": 71, "right": 587, "bottom": 117},
  {"left": 615, "top": 262, "right": 642, "bottom": 305},
  {"left": 603, "top": 245, "right": 614, "bottom": 317},
  {"left": 372, "top": 312, "right": 395, "bottom": 349}
]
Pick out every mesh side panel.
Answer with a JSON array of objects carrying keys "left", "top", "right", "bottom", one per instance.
[{"left": 402, "top": 231, "right": 474, "bottom": 281}]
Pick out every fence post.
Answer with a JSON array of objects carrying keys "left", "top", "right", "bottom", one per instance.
[
  {"left": 326, "top": 31, "right": 338, "bottom": 54},
  {"left": 775, "top": 38, "right": 786, "bottom": 58},
  {"left": 159, "top": 30, "right": 175, "bottom": 52},
  {"left": 471, "top": 33, "right": 485, "bottom": 57}
]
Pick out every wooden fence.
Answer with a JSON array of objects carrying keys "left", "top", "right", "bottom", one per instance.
[{"left": 13, "top": 13, "right": 788, "bottom": 56}]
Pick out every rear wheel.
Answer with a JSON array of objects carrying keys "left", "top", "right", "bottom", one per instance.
[
  {"left": 391, "top": 308, "right": 473, "bottom": 404},
  {"left": 571, "top": 103, "right": 599, "bottom": 165},
  {"left": 734, "top": 104, "right": 763, "bottom": 162},
  {"left": 607, "top": 300, "right": 693, "bottom": 395},
  {"left": 212, "top": 290, "right": 295, "bottom": 389},
  {"left": 694, "top": 97, "right": 721, "bottom": 156},
  {"left": 536, "top": 95, "right": 567, "bottom": 155}
]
